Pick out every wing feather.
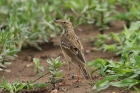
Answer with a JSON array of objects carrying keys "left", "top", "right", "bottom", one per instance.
[{"left": 61, "top": 40, "right": 86, "bottom": 67}]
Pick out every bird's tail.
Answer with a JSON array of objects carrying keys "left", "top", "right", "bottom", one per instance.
[{"left": 79, "top": 66, "right": 91, "bottom": 80}]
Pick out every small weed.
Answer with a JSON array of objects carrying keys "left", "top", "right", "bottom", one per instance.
[
  {"left": 0, "top": 76, "right": 48, "bottom": 93},
  {"left": 115, "top": 0, "right": 140, "bottom": 28},
  {"left": 33, "top": 58, "right": 44, "bottom": 74},
  {"left": 46, "top": 57, "right": 63, "bottom": 88},
  {"left": 0, "top": 76, "right": 26, "bottom": 93},
  {"left": 0, "top": 30, "right": 20, "bottom": 71}
]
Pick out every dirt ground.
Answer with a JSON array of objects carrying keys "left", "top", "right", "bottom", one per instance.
[{"left": 0, "top": 21, "right": 136, "bottom": 93}]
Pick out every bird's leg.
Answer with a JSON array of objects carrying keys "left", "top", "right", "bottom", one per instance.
[
  {"left": 60, "top": 62, "right": 71, "bottom": 85},
  {"left": 72, "top": 68, "right": 82, "bottom": 83},
  {"left": 68, "top": 62, "right": 71, "bottom": 75},
  {"left": 76, "top": 68, "right": 81, "bottom": 82}
]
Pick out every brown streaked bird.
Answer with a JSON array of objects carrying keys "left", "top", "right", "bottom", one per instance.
[{"left": 54, "top": 19, "right": 91, "bottom": 81}]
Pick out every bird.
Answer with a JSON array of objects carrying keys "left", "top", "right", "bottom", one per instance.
[{"left": 54, "top": 19, "right": 91, "bottom": 81}]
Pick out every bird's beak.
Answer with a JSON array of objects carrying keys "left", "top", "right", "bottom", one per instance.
[{"left": 54, "top": 20, "right": 61, "bottom": 24}]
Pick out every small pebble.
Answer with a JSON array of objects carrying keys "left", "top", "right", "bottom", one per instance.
[
  {"left": 4, "top": 69, "right": 11, "bottom": 73},
  {"left": 91, "top": 47, "right": 98, "bottom": 52},
  {"left": 50, "top": 89, "right": 58, "bottom": 93},
  {"left": 26, "top": 63, "right": 33, "bottom": 67},
  {"left": 85, "top": 50, "right": 90, "bottom": 54}
]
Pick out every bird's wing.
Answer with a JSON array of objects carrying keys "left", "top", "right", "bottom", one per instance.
[{"left": 61, "top": 38, "right": 86, "bottom": 67}]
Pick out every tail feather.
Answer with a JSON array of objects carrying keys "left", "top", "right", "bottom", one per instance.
[{"left": 79, "top": 66, "right": 91, "bottom": 80}]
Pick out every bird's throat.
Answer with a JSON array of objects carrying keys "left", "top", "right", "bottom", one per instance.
[{"left": 63, "top": 27, "right": 74, "bottom": 33}]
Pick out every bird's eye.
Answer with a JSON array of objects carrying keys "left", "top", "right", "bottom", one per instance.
[{"left": 63, "top": 22, "right": 66, "bottom": 24}]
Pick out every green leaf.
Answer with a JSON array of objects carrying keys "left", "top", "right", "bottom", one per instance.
[
  {"left": 2, "top": 76, "right": 7, "bottom": 84},
  {"left": 87, "top": 58, "right": 107, "bottom": 68},
  {"left": 16, "top": 83, "right": 26, "bottom": 92},
  {"left": 3, "top": 83, "right": 12, "bottom": 91},
  {"left": 92, "top": 80, "right": 109, "bottom": 92},
  {"left": 33, "top": 82, "right": 48, "bottom": 88},
  {"left": 129, "top": 69, "right": 140, "bottom": 78},
  {"left": 38, "top": 66, "right": 44, "bottom": 72},
  {"left": 110, "top": 32, "right": 121, "bottom": 43},
  {"left": 33, "top": 58, "right": 40, "bottom": 66},
  {"left": 56, "top": 73, "right": 63, "bottom": 77},
  {"left": 55, "top": 62, "right": 63, "bottom": 68},
  {"left": 46, "top": 59, "right": 53, "bottom": 65},
  {"left": 92, "top": 75, "right": 118, "bottom": 92},
  {"left": 133, "top": 86, "right": 140, "bottom": 93},
  {"left": 134, "top": 55, "right": 140, "bottom": 67},
  {"left": 129, "top": 21, "right": 140, "bottom": 31},
  {"left": 104, "top": 44, "right": 116, "bottom": 52},
  {"left": 110, "top": 78, "right": 140, "bottom": 88}
]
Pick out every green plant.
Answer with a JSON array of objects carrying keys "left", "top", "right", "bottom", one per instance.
[
  {"left": 0, "top": 76, "right": 48, "bottom": 93},
  {"left": 0, "top": 0, "right": 97, "bottom": 70},
  {"left": 0, "top": 57, "right": 63, "bottom": 92},
  {"left": 90, "top": 0, "right": 115, "bottom": 34},
  {"left": 94, "top": 21, "right": 140, "bottom": 55},
  {"left": 88, "top": 21, "right": 140, "bottom": 92},
  {"left": 47, "top": 57, "right": 63, "bottom": 88},
  {"left": 0, "top": 0, "right": 62, "bottom": 70},
  {"left": 64, "top": 0, "right": 116, "bottom": 34},
  {"left": 115, "top": 0, "right": 140, "bottom": 28},
  {"left": 33, "top": 58, "right": 44, "bottom": 74},
  {"left": 0, "top": 76, "right": 26, "bottom": 93},
  {"left": 94, "top": 34, "right": 111, "bottom": 47},
  {"left": 87, "top": 57, "right": 140, "bottom": 92},
  {"left": 0, "top": 29, "right": 20, "bottom": 71}
]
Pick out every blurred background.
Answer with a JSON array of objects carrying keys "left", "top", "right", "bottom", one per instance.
[
  {"left": 0, "top": 0, "right": 140, "bottom": 66},
  {"left": 0, "top": 0, "right": 140, "bottom": 92}
]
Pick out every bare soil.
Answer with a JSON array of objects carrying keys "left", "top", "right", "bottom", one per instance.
[{"left": 0, "top": 21, "right": 136, "bottom": 93}]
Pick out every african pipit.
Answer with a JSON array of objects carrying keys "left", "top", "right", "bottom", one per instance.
[{"left": 54, "top": 19, "right": 91, "bottom": 80}]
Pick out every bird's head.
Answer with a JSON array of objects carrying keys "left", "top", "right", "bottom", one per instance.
[{"left": 54, "top": 19, "right": 73, "bottom": 30}]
